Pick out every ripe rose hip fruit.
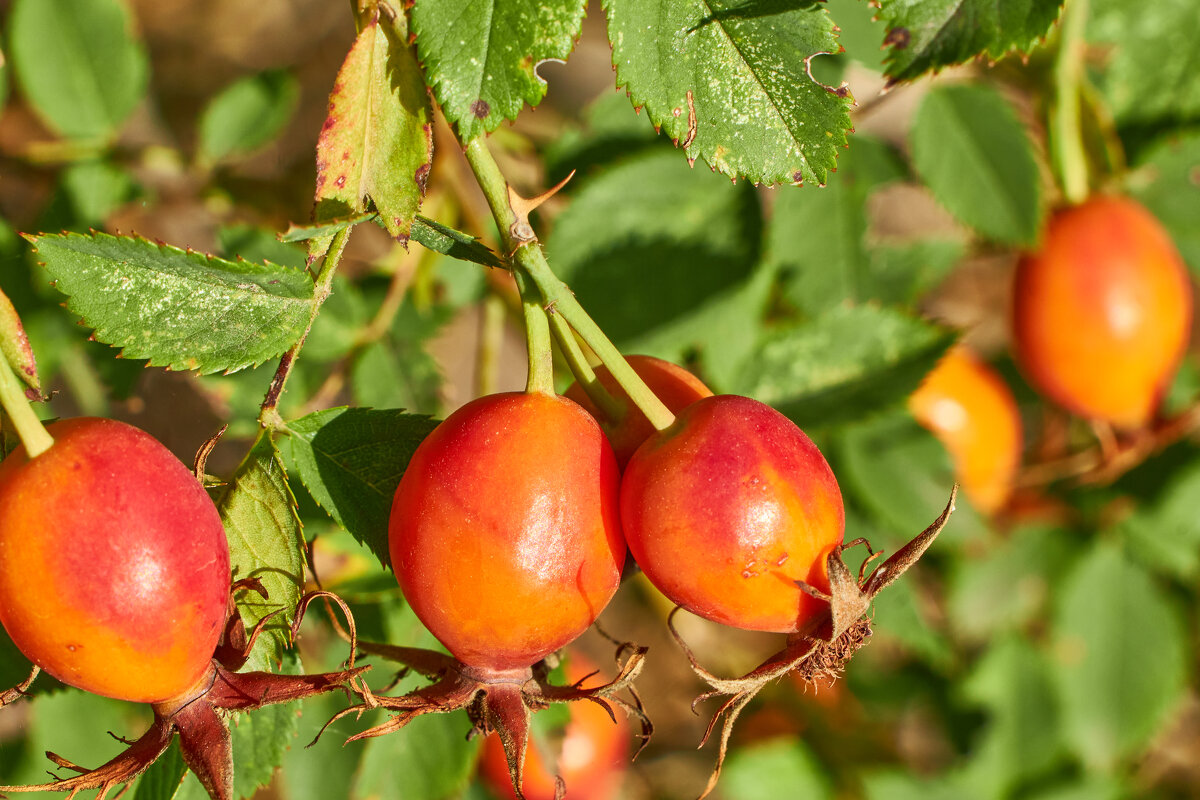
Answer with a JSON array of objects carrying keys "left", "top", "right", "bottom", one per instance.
[
  {"left": 390, "top": 391, "right": 625, "bottom": 669},
  {"left": 0, "top": 418, "right": 362, "bottom": 800},
  {"left": 621, "top": 395, "right": 844, "bottom": 633},
  {"left": 1012, "top": 196, "right": 1192, "bottom": 428},
  {"left": 478, "top": 655, "right": 630, "bottom": 800},
  {"left": 909, "top": 346, "right": 1022, "bottom": 514},
  {"left": 0, "top": 417, "right": 229, "bottom": 703},
  {"left": 351, "top": 392, "right": 642, "bottom": 800},
  {"left": 564, "top": 355, "right": 712, "bottom": 468}
]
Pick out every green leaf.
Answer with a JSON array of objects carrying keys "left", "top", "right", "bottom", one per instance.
[
  {"left": 733, "top": 305, "right": 955, "bottom": 430},
  {"left": 219, "top": 225, "right": 307, "bottom": 271},
  {"left": 546, "top": 148, "right": 762, "bottom": 374},
  {"left": 910, "top": 84, "right": 1043, "bottom": 244},
  {"left": 1025, "top": 777, "right": 1127, "bottom": 800},
  {"left": 868, "top": 566, "right": 953, "bottom": 668},
  {"left": 947, "top": 524, "right": 1076, "bottom": 642},
  {"left": 282, "top": 407, "right": 439, "bottom": 568},
  {"left": 352, "top": 710, "right": 481, "bottom": 800},
  {"left": 721, "top": 737, "right": 831, "bottom": 800},
  {"left": 410, "top": 216, "right": 505, "bottom": 270},
  {"left": 1053, "top": 542, "right": 1187, "bottom": 770},
  {"left": 230, "top": 650, "right": 302, "bottom": 798},
  {"left": 279, "top": 692, "right": 367, "bottom": 800},
  {"left": 3, "top": 690, "right": 149, "bottom": 785},
  {"left": 280, "top": 213, "right": 377, "bottom": 243},
  {"left": 28, "top": 231, "right": 314, "bottom": 374},
  {"left": 302, "top": 276, "right": 370, "bottom": 363},
  {"left": 312, "top": 11, "right": 432, "bottom": 256},
  {"left": 131, "top": 741, "right": 187, "bottom": 800},
  {"left": 1130, "top": 133, "right": 1200, "bottom": 275},
  {"left": 218, "top": 432, "right": 306, "bottom": 665},
  {"left": 350, "top": 301, "right": 450, "bottom": 416},
  {"left": 169, "top": 652, "right": 303, "bottom": 800},
  {"left": 543, "top": 90, "right": 663, "bottom": 184},
  {"left": 959, "top": 637, "right": 1062, "bottom": 794},
  {"left": 604, "top": 0, "right": 854, "bottom": 185},
  {"left": 1089, "top": 0, "right": 1200, "bottom": 128},
  {"left": 867, "top": 238, "right": 966, "bottom": 306},
  {"left": 1117, "top": 456, "right": 1200, "bottom": 579},
  {"left": 411, "top": 0, "right": 585, "bottom": 142},
  {"left": 877, "top": 0, "right": 1062, "bottom": 84},
  {"left": 8, "top": 0, "right": 148, "bottom": 142},
  {"left": 0, "top": 33, "right": 8, "bottom": 113},
  {"left": 837, "top": 412, "right": 986, "bottom": 548},
  {"left": 198, "top": 70, "right": 299, "bottom": 165},
  {"left": 60, "top": 160, "right": 136, "bottom": 226},
  {"left": 769, "top": 135, "right": 907, "bottom": 314}
]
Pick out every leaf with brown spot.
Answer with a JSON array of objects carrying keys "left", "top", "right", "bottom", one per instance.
[
  {"left": 311, "top": 9, "right": 433, "bottom": 260},
  {"left": 411, "top": 0, "right": 586, "bottom": 142},
  {"left": 603, "top": 0, "right": 854, "bottom": 185}
]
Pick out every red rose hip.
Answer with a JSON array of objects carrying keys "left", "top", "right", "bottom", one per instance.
[
  {"left": 390, "top": 391, "right": 624, "bottom": 670},
  {"left": 620, "top": 395, "right": 845, "bottom": 633},
  {"left": 0, "top": 417, "right": 229, "bottom": 704}
]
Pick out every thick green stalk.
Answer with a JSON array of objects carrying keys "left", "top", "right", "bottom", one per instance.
[
  {"left": 1052, "top": 0, "right": 1090, "bottom": 205},
  {"left": 546, "top": 312, "right": 625, "bottom": 422},
  {"left": 514, "top": 267, "right": 554, "bottom": 395},
  {"left": 461, "top": 138, "right": 675, "bottom": 430},
  {"left": 0, "top": 348, "right": 53, "bottom": 458},
  {"left": 259, "top": 225, "right": 352, "bottom": 428}
]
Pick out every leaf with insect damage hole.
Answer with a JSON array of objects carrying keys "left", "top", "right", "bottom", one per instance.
[
  {"left": 311, "top": 8, "right": 432, "bottom": 260},
  {"left": 411, "top": 0, "right": 586, "bottom": 143},
  {"left": 603, "top": 0, "right": 853, "bottom": 186},
  {"left": 877, "top": 0, "right": 1063, "bottom": 85},
  {"left": 26, "top": 231, "right": 314, "bottom": 375},
  {"left": 282, "top": 407, "right": 440, "bottom": 568},
  {"left": 218, "top": 432, "right": 306, "bottom": 666}
]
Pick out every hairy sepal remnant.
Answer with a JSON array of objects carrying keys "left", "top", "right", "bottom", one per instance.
[
  {"left": 333, "top": 640, "right": 651, "bottom": 800},
  {"left": 0, "top": 586, "right": 366, "bottom": 800},
  {"left": 674, "top": 487, "right": 958, "bottom": 800}
]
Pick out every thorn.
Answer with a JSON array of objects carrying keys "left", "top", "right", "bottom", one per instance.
[{"left": 506, "top": 170, "right": 576, "bottom": 246}]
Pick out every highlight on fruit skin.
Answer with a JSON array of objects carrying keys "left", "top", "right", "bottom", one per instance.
[
  {"left": 0, "top": 417, "right": 365, "bottom": 800},
  {"left": 337, "top": 390, "right": 648, "bottom": 800},
  {"left": 909, "top": 346, "right": 1023, "bottom": 514},
  {"left": 0, "top": 417, "right": 230, "bottom": 703},
  {"left": 1011, "top": 195, "right": 1193, "bottom": 429},
  {"left": 564, "top": 354, "right": 712, "bottom": 469}
]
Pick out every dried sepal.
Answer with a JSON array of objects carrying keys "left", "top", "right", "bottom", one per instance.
[
  {"left": 336, "top": 635, "right": 648, "bottom": 800},
  {"left": 677, "top": 486, "right": 958, "bottom": 800},
  {"left": 0, "top": 585, "right": 366, "bottom": 800},
  {"left": 0, "top": 664, "right": 40, "bottom": 709}
]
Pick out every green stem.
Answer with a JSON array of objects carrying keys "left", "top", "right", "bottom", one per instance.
[
  {"left": 514, "top": 267, "right": 554, "bottom": 395},
  {"left": 477, "top": 293, "right": 507, "bottom": 397},
  {"left": 1052, "top": 0, "right": 1090, "bottom": 205},
  {"left": 546, "top": 312, "right": 625, "bottom": 422},
  {"left": 520, "top": 247, "right": 675, "bottom": 430},
  {"left": 0, "top": 348, "right": 53, "bottom": 458},
  {"left": 461, "top": 138, "right": 676, "bottom": 430},
  {"left": 259, "top": 225, "right": 352, "bottom": 429}
]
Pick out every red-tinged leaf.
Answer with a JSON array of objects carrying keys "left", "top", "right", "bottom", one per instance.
[
  {"left": 311, "top": 9, "right": 433, "bottom": 261},
  {"left": 0, "top": 286, "right": 40, "bottom": 392}
]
